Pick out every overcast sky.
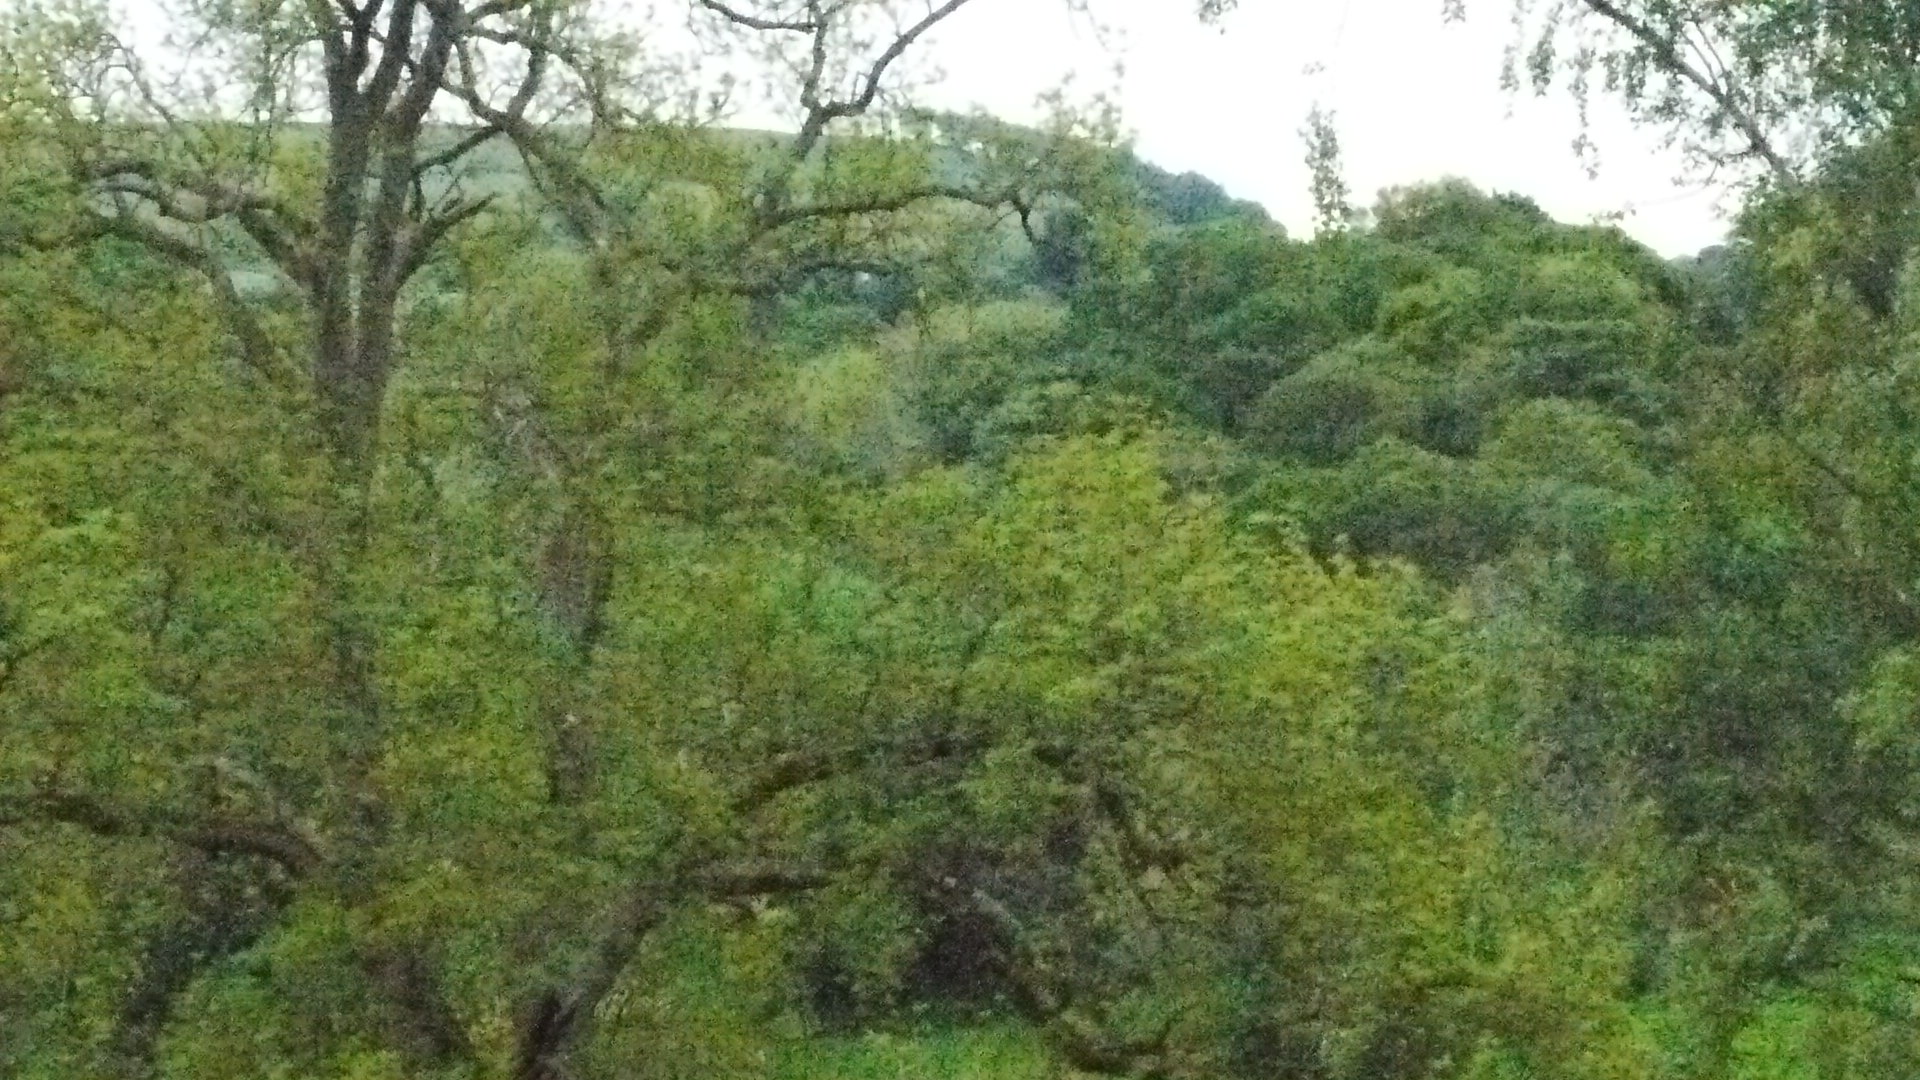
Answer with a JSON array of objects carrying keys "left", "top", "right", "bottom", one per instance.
[
  {"left": 114, "top": 0, "right": 1739, "bottom": 256},
  {"left": 909, "top": 0, "right": 1739, "bottom": 256}
]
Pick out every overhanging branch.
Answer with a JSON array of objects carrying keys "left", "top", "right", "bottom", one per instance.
[
  {"left": 755, "top": 182, "right": 1028, "bottom": 232},
  {"left": 695, "top": 0, "right": 823, "bottom": 34},
  {"left": 87, "top": 211, "right": 297, "bottom": 386},
  {"left": 1, "top": 788, "right": 323, "bottom": 877},
  {"left": 1575, "top": 0, "right": 1796, "bottom": 184}
]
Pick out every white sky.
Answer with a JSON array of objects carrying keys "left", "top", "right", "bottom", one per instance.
[
  {"left": 111, "top": 0, "right": 1739, "bottom": 256},
  {"left": 912, "top": 0, "right": 1740, "bottom": 256}
]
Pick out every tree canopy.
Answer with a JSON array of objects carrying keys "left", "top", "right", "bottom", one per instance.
[{"left": 12, "top": 3, "right": 1920, "bottom": 1080}]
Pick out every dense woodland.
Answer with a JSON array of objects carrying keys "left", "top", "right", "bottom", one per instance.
[{"left": 10, "top": 1, "right": 1920, "bottom": 1078}]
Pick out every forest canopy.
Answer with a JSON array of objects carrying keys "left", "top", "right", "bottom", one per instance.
[{"left": 7, "top": 2, "right": 1920, "bottom": 1080}]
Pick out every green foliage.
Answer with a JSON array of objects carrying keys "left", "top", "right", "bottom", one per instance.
[
  {"left": 1247, "top": 341, "right": 1421, "bottom": 463},
  {"left": 773, "top": 1023, "right": 1055, "bottom": 1080},
  {"left": 577, "top": 911, "right": 795, "bottom": 1080},
  {"left": 16, "top": 11, "right": 1920, "bottom": 1080},
  {"left": 1380, "top": 266, "right": 1500, "bottom": 363},
  {"left": 784, "top": 346, "right": 932, "bottom": 480}
]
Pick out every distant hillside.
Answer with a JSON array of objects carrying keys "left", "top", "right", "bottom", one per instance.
[
  {"left": 397, "top": 122, "right": 1272, "bottom": 229},
  {"left": 193, "top": 121, "right": 1269, "bottom": 294},
  {"left": 1124, "top": 155, "right": 1272, "bottom": 227}
]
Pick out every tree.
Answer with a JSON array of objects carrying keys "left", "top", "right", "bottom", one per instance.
[
  {"left": 1457, "top": 0, "right": 1920, "bottom": 191},
  {"left": 1201, "top": 0, "right": 1920, "bottom": 189},
  {"left": 1301, "top": 104, "right": 1351, "bottom": 236},
  {"left": 0, "top": 2, "right": 1108, "bottom": 1076}
]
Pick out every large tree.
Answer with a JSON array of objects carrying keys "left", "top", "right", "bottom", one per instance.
[{"left": 0, "top": 2, "right": 1107, "bottom": 1076}]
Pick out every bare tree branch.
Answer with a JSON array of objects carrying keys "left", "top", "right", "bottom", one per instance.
[
  {"left": 411, "top": 124, "right": 505, "bottom": 181},
  {"left": 695, "top": 0, "right": 824, "bottom": 34},
  {"left": 445, "top": 33, "right": 610, "bottom": 244},
  {"left": 1575, "top": 0, "right": 1796, "bottom": 184},
  {"left": 791, "top": 0, "right": 982, "bottom": 163},
  {"left": 397, "top": 193, "right": 497, "bottom": 285},
  {"left": 86, "top": 159, "right": 315, "bottom": 285}
]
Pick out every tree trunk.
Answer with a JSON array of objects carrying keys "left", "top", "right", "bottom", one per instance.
[
  {"left": 311, "top": 317, "right": 479, "bottom": 1068},
  {"left": 535, "top": 500, "right": 612, "bottom": 806}
]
